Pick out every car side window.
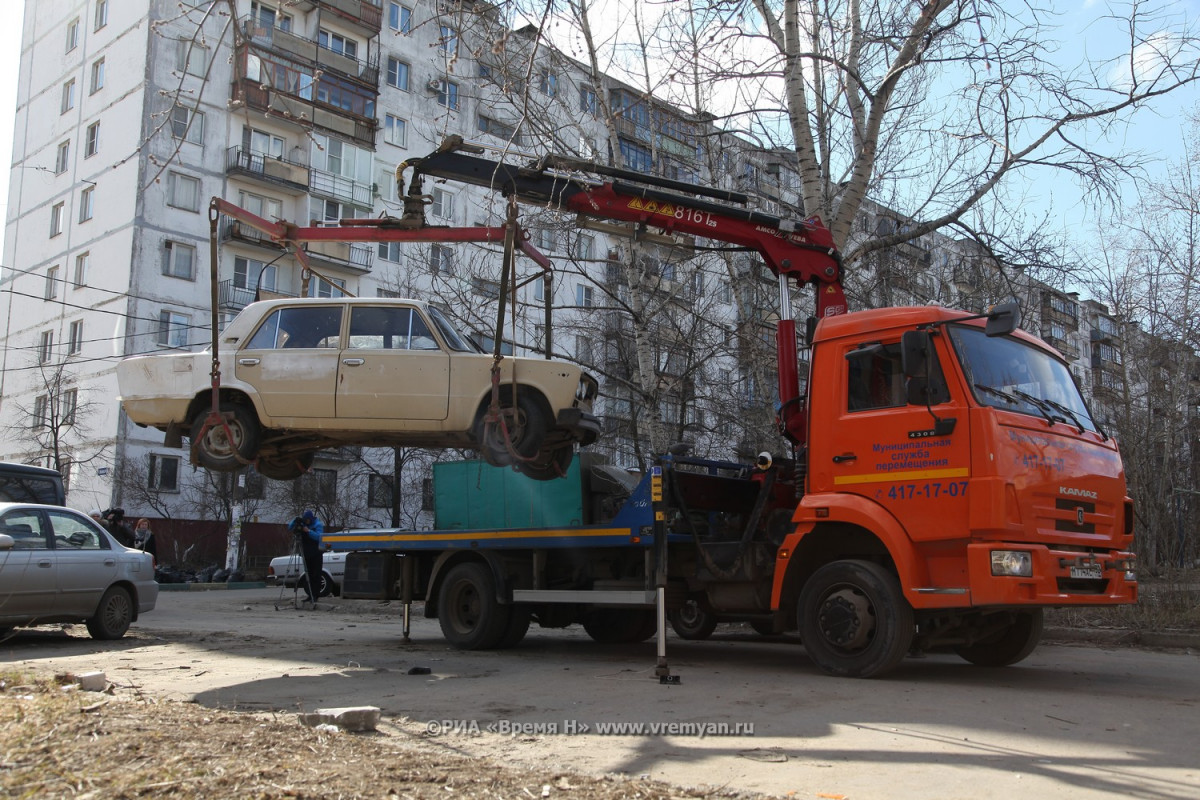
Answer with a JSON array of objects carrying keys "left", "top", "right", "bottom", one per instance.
[
  {"left": 349, "top": 306, "right": 413, "bottom": 350},
  {"left": 47, "top": 510, "right": 108, "bottom": 550},
  {"left": 0, "top": 510, "right": 49, "bottom": 550},
  {"left": 245, "top": 307, "right": 344, "bottom": 350},
  {"left": 410, "top": 312, "right": 439, "bottom": 350}
]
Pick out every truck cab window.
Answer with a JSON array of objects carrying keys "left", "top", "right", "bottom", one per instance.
[{"left": 847, "top": 344, "right": 906, "bottom": 411}]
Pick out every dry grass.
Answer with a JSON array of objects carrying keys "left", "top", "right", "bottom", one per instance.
[
  {"left": 0, "top": 672, "right": 743, "bottom": 800},
  {"left": 1046, "top": 567, "right": 1200, "bottom": 632}
]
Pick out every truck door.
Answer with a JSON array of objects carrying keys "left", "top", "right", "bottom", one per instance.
[{"left": 812, "top": 339, "right": 972, "bottom": 542}]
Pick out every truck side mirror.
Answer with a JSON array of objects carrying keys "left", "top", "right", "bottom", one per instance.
[
  {"left": 985, "top": 302, "right": 1020, "bottom": 337},
  {"left": 901, "top": 330, "right": 931, "bottom": 378}
]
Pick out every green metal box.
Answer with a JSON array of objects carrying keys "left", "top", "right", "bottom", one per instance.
[{"left": 433, "top": 456, "right": 586, "bottom": 530}]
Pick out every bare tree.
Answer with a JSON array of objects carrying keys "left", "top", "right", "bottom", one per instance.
[{"left": 4, "top": 359, "right": 108, "bottom": 483}]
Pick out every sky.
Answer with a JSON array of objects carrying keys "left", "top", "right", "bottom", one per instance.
[{"left": 0, "top": 2, "right": 1197, "bottom": 269}]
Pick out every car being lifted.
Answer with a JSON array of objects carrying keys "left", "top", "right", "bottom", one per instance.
[{"left": 117, "top": 297, "right": 599, "bottom": 481}]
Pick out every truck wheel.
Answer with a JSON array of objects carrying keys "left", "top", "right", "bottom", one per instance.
[
  {"left": 86, "top": 586, "right": 133, "bottom": 640},
  {"left": 668, "top": 600, "right": 718, "bottom": 640},
  {"left": 799, "top": 560, "right": 914, "bottom": 678},
  {"left": 438, "top": 562, "right": 511, "bottom": 649},
  {"left": 955, "top": 609, "right": 1044, "bottom": 667},
  {"left": 583, "top": 609, "right": 656, "bottom": 643},
  {"left": 478, "top": 393, "right": 548, "bottom": 467},
  {"left": 190, "top": 403, "right": 260, "bottom": 472},
  {"left": 497, "top": 607, "right": 532, "bottom": 648}
]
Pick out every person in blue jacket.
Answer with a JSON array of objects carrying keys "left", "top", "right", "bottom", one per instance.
[{"left": 288, "top": 509, "right": 325, "bottom": 603}]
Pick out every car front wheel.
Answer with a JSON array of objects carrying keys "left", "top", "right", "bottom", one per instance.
[
  {"left": 478, "top": 392, "right": 548, "bottom": 468},
  {"left": 86, "top": 586, "right": 133, "bottom": 640},
  {"left": 191, "top": 403, "right": 260, "bottom": 472}
]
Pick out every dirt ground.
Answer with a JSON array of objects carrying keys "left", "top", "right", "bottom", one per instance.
[{"left": 3, "top": 587, "right": 1199, "bottom": 800}]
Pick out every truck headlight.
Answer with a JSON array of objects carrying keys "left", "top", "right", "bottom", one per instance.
[{"left": 991, "top": 550, "right": 1032, "bottom": 577}]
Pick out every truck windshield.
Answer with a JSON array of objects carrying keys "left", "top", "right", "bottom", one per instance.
[{"left": 948, "top": 325, "right": 1100, "bottom": 434}]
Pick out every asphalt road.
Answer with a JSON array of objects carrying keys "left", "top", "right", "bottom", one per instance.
[{"left": 4, "top": 587, "right": 1198, "bottom": 799}]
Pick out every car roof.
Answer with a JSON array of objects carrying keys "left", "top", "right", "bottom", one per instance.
[
  {"left": 0, "top": 502, "right": 85, "bottom": 515},
  {"left": 244, "top": 296, "right": 431, "bottom": 312},
  {"left": 0, "top": 462, "right": 63, "bottom": 478}
]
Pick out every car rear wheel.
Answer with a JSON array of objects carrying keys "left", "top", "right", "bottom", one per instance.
[
  {"left": 478, "top": 392, "right": 548, "bottom": 468},
  {"left": 191, "top": 403, "right": 260, "bottom": 472},
  {"left": 514, "top": 444, "right": 573, "bottom": 481},
  {"left": 256, "top": 451, "right": 315, "bottom": 481},
  {"left": 86, "top": 586, "right": 133, "bottom": 640}
]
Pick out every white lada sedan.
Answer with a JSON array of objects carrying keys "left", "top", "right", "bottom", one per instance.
[{"left": 117, "top": 298, "right": 599, "bottom": 481}]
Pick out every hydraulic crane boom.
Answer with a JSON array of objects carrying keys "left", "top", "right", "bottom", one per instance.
[{"left": 400, "top": 137, "right": 847, "bottom": 445}]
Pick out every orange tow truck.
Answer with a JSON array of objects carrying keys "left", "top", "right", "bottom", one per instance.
[{"left": 219, "top": 139, "right": 1137, "bottom": 677}]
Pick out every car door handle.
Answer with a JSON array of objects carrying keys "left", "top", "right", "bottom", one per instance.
[
  {"left": 104, "top": 559, "right": 116, "bottom": 566},
  {"left": 832, "top": 453, "right": 857, "bottom": 463},
  {"left": 342, "top": 358, "right": 365, "bottom": 366},
  {"left": 38, "top": 560, "right": 53, "bottom": 568},
  {"left": 238, "top": 358, "right": 260, "bottom": 366}
]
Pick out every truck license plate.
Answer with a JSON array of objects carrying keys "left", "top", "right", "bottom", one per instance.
[{"left": 1069, "top": 564, "right": 1102, "bottom": 580}]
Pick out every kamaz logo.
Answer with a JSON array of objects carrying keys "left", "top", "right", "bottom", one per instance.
[{"left": 1059, "top": 486, "right": 1098, "bottom": 500}]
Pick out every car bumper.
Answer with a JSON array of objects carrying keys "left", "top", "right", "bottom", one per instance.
[{"left": 556, "top": 408, "right": 602, "bottom": 445}]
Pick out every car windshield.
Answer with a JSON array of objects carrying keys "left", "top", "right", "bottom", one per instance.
[
  {"left": 948, "top": 325, "right": 1100, "bottom": 434},
  {"left": 427, "top": 306, "right": 481, "bottom": 353}
]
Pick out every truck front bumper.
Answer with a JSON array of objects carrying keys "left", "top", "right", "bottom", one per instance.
[{"left": 966, "top": 542, "right": 1138, "bottom": 606}]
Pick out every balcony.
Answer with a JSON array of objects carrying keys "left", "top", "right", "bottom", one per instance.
[
  {"left": 241, "top": 19, "right": 380, "bottom": 87},
  {"left": 221, "top": 219, "right": 287, "bottom": 254},
  {"left": 218, "top": 280, "right": 257, "bottom": 312},
  {"left": 304, "top": 240, "right": 374, "bottom": 275},
  {"left": 230, "top": 77, "right": 378, "bottom": 150},
  {"left": 315, "top": 0, "right": 382, "bottom": 37},
  {"left": 309, "top": 168, "right": 373, "bottom": 206},
  {"left": 226, "top": 147, "right": 310, "bottom": 195}
]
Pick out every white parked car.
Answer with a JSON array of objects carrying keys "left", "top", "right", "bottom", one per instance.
[
  {"left": 0, "top": 503, "right": 159, "bottom": 640},
  {"left": 117, "top": 298, "right": 599, "bottom": 481},
  {"left": 266, "top": 551, "right": 346, "bottom": 597}
]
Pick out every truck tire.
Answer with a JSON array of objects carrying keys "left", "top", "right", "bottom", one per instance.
[
  {"left": 497, "top": 607, "right": 532, "bottom": 648},
  {"left": 799, "top": 560, "right": 914, "bottom": 678},
  {"left": 583, "top": 609, "right": 656, "bottom": 643},
  {"left": 955, "top": 609, "right": 1044, "bottom": 667},
  {"left": 437, "top": 562, "right": 511, "bottom": 649},
  {"left": 668, "top": 600, "right": 718, "bottom": 640},
  {"left": 86, "top": 586, "right": 133, "bottom": 640}
]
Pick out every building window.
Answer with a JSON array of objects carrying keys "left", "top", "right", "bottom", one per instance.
[
  {"left": 238, "top": 190, "right": 281, "bottom": 220},
  {"left": 378, "top": 241, "right": 403, "bottom": 263},
  {"left": 148, "top": 454, "right": 181, "bottom": 492},
  {"left": 90, "top": 57, "right": 105, "bottom": 94},
  {"left": 166, "top": 172, "right": 200, "bottom": 211},
  {"left": 45, "top": 266, "right": 60, "bottom": 300},
  {"left": 171, "top": 105, "right": 204, "bottom": 144},
  {"left": 234, "top": 256, "right": 276, "bottom": 291},
  {"left": 435, "top": 80, "right": 459, "bottom": 110},
  {"left": 478, "top": 115, "right": 518, "bottom": 143},
  {"left": 298, "top": 468, "right": 337, "bottom": 503},
  {"left": 55, "top": 141, "right": 70, "bottom": 175},
  {"left": 61, "top": 79, "right": 76, "bottom": 114},
  {"left": 61, "top": 389, "right": 78, "bottom": 426},
  {"left": 68, "top": 320, "right": 83, "bottom": 355},
  {"left": 175, "top": 40, "right": 209, "bottom": 77},
  {"left": 67, "top": 18, "right": 80, "bottom": 52},
  {"left": 84, "top": 122, "right": 99, "bottom": 157},
  {"left": 386, "top": 57, "right": 409, "bottom": 90},
  {"left": 368, "top": 474, "right": 394, "bottom": 508},
  {"left": 430, "top": 187, "right": 454, "bottom": 220},
  {"left": 422, "top": 477, "right": 434, "bottom": 511},
  {"left": 50, "top": 202, "right": 65, "bottom": 237},
  {"left": 39, "top": 330, "right": 54, "bottom": 364},
  {"left": 318, "top": 29, "right": 358, "bottom": 59},
  {"left": 244, "top": 127, "right": 284, "bottom": 158},
  {"left": 717, "top": 279, "right": 732, "bottom": 304},
  {"left": 539, "top": 69, "right": 557, "bottom": 97},
  {"left": 430, "top": 244, "right": 454, "bottom": 276},
  {"left": 78, "top": 186, "right": 94, "bottom": 222},
  {"left": 576, "top": 284, "right": 594, "bottom": 308},
  {"left": 571, "top": 234, "right": 594, "bottom": 261},
  {"left": 388, "top": 2, "right": 411, "bottom": 33},
  {"left": 308, "top": 277, "right": 346, "bottom": 299},
  {"left": 619, "top": 139, "right": 652, "bottom": 172},
  {"left": 95, "top": 0, "right": 108, "bottom": 30},
  {"left": 33, "top": 395, "right": 49, "bottom": 430},
  {"left": 533, "top": 278, "right": 544, "bottom": 302},
  {"left": 580, "top": 86, "right": 597, "bottom": 115},
  {"left": 163, "top": 241, "right": 196, "bottom": 280},
  {"left": 438, "top": 25, "right": 458, "bottom": 58},
  {"left": 383, "top": 114, "right": 407, "bottom": 147},
  {"left": 73, "top": 252, "right": 88, "bottom": 287},
  {"left": 158, "top": 310, "right": 190, "bottom": 348}
]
